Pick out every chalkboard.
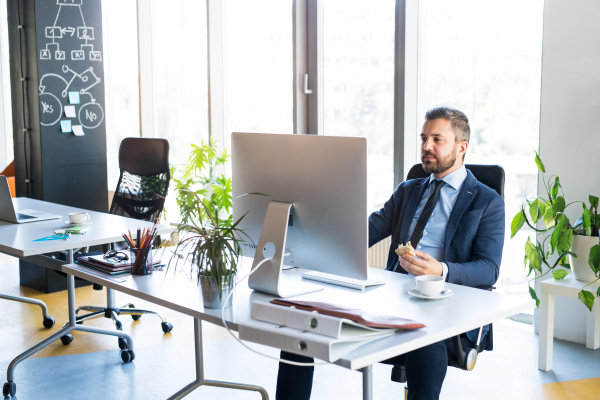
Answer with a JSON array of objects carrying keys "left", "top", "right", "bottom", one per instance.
[{"left": 33, "top": 0, "right": 107, "bottom": 211}]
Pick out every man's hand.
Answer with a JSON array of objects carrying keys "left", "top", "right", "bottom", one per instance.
[{"left": 399, "top": 250, "right": 443, "bottom": 276}]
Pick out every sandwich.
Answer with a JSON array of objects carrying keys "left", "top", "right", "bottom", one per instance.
[{"left": 395, "top": 242, "right": 416, "bottom": 257}]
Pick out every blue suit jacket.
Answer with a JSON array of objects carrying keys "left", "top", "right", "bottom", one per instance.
[
  {"left": 369, "top": 169, "right": 505, "bottom": 288},
  {"left": 369, "top": 170, "right": 504, "bottom": 343}
]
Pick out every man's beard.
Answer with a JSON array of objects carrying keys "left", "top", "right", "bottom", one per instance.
[{"left": 421, "top": 145, "right": 458, "bottom": 174}]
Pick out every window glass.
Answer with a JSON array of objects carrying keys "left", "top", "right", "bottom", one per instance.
[
  {"left": 419, "top": 0, "right": 544, "bottom": 299},
  {"left": 102, "top": 0, "right": 140, "bottom": 190},
  {"left": 151, "top": 0, "right": 209, "bottom": 165},
  {"left": 323, "top": 0, "right": 396, "bottom": 212},
  {"left": 223, "top": 0, "right": 293, "bottom": 151}
]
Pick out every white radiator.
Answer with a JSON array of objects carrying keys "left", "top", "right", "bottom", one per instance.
[{"left": 368, "top": 236, "right": 391, "bottom": 270}]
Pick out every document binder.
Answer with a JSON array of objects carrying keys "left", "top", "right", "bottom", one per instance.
[{"left": 238, "top": 301, "right": 416, "bottom": 362}]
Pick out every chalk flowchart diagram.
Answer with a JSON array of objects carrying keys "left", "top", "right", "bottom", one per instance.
[
  {"left": 39, "top": 65, "right": 104, "bottom": 129},
  {"left": 40, "top": 0, "right": 102, "bottom": 62}
]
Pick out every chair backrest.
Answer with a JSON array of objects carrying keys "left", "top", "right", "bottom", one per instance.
[
  {"left": 109, "top": 138, "right": 170, "bottom": 222},
  {"left": 406, "top": 163, "right": 505, "bottom": 198}
]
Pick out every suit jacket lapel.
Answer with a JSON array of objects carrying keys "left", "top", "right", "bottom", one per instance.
[
  {"left": 399, "top": 178, "right": 429, "bottom": 244},
  {"left": 444, "top": 171, "right": 477, "bottom": 253}
]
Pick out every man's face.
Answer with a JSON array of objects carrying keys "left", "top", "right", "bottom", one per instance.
[{"left": 420, "top": 119, "right": 467, "bottom": 175}]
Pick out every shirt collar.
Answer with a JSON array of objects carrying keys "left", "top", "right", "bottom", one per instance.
[{"left": 428, "top": 164, "right": 467, "bottom": 190}]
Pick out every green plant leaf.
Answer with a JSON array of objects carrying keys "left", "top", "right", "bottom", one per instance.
[
  {"left": 578, "top": 290, "right": 595, "bottom": 312},
  {"left": 552, "top": 196, "right": 566, "bottom": 216},
  {"left": 544, "top": 204, "right": 555, "bottom": 229},
  {"left": 511, "top": 211, "right": 526, "bottom": 239},
  {"left": 583, "top": 206, "right": 591, "bottom": 229},
  {"left": 552, "top": 269, "right": 570, "bottom": 280},
  {"left": 551, "top": 215, "right": 566, "bottom": 250},
  {"left": 529, "top": 285, "right": 540, "bottom": 307},
  {"left": 525, "top": 241, "right": 542, "bottom": 273},
  {"left": 588, "top": 244, "right": 600, "bottom": 275},
  {"left": 590, "top": 195, "right": 599, "bottom": 208},
  {"left": 529, "top": 199, "right": 540, "bottom": 223},
  {"left": 558, "top": 228, "right": 573, "bottom": 252},
  {"left": 534, "top": 151, "right": 546, "bottom": 173},
  {"left": 551, "top": 178, "right": 559, "bottom": 199},
  {"left": 597, "top": 287, "right": 600, "bottom": 298}
]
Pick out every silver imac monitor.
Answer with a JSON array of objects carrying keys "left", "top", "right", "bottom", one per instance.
[{"left": 232, "top": 132, "right": 368, "bottom": 296}]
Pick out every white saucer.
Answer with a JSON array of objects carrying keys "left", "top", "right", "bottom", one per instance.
[
  {"left": 64, "top": 220, "right": 93, "bottom": 226},
  {"left": 408, "top": 288, "right": 453, "bottom": 300}
]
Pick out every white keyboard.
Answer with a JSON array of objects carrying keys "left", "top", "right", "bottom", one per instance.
[{"left": 301, "top": 271, "right": 385, "bottom": 291}]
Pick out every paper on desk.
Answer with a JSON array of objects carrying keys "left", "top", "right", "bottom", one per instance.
[
  {"left": 33, "top": 234, "right": 69, "bottom": 241},
  {"left": 72, "top": 125, "right": 85, "bottom": 136},
  {"left": 64, "top": 105, "right": 76, "bottom": 118}
]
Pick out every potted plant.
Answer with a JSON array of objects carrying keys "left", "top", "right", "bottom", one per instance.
[
  {"left": 168, "top": 141, "right": 248, "bottom": 308},
  {"left": 511, "top": 152, "right": 600, "bottom": 311}
]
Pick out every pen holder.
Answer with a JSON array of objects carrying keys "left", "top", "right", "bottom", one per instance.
[{"left": 130, "top": 246, "right": 153, "bottom": 275}]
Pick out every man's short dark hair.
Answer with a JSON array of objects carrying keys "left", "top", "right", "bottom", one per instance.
[{"left": 425, "top": 107, "right": 470, "bottom": 144}]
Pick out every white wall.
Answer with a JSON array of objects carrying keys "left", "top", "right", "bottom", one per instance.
[{"left": 534, "top": 0, "right": 600, "bottom": 344}]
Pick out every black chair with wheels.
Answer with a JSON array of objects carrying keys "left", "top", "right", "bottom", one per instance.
[
  {"left": 60, "top": 138, "right": 173, "bottom": 348},
  {"left": 389, "top": 163, "right": 505, "bottom": 398}
]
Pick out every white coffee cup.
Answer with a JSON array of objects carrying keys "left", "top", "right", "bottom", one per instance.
[
  {"left": 414, "top": 275, "right": 445, "bottom": 296},
  {"left": 68, "top": 212, "right": 90, "bottom": 225}
]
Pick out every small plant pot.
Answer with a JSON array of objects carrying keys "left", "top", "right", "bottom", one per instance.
[
  {"left": 200, "top": 275, "right": 234, "bottom": 309},
  {"left": 569, "top": 234, "right": 600, "bottom": 282}
]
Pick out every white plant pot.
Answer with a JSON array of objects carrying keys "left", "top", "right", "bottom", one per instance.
[{"left": 569, "top": 234, "right": 600, "bottom": 282}]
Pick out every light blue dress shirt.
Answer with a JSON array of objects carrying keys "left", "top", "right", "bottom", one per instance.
[{"left": 405, "top": 164, "right": 468, "bottom": 280}]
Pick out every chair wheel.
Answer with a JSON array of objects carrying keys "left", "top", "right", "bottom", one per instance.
[
  {"left": 129, "top": 304, "right": 140, "bottom": 321},
  {"left": 3, "top": 381, "right": 16, "bottom": 397},
  {"left": 121, "top": 349, "right": 135, "bottom": 363},
  {"left": 161, "top": 322, "right": 173, "bottom": 333},
  {"left": 60, "top": 334, "right": 73, "bottom": 345},
  {"left": 43, "top": 316, "right": 55, "bottom": 329},
  {"left": 118, "top": 337, "right": 128, "bottom": 350}
]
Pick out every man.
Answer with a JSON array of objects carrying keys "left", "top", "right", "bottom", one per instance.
[{"left": 276, "top": 107, "right": 505, "bottom": 400}]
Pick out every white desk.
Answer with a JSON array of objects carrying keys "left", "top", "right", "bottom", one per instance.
[
  {"left": 0, "top": 198, "right": 175, "bottom": 398},
  {"left": 538, "top": 275, "right": 600, "bottom": 371},
  {"left": 63, "top": 255, "right": 534, "bottom": 399}
]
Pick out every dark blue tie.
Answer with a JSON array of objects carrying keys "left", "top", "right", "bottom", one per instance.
[
  {"left": 393, "top": 179, "right": 446, "bottom": 273},
  {"left": 409, "top": 179, "right": 446, "bottom": 248}
]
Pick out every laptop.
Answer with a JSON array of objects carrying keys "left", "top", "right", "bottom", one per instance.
[{"left": 0, "top": 176, "right": 61, "bottom": 223}]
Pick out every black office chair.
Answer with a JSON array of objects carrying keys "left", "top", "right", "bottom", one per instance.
[
  {"left": 60, "top": 138, "right": 173, "bottom": 348},
  {"left": 388, "top": 163, "right": 505, "bottom": 397}
]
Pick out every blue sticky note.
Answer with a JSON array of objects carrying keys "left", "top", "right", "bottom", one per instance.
[
  {"left": 60, "top": 120, "right": 72, "bottom": 133},
  {"left": 68, "top": 91, "right": 80, "bottom": 104}
]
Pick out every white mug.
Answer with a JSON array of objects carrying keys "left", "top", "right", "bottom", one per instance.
[
  {"left": 68, "top": 212, "right": 90, "bottom": 225},
  {"left": 414, "top": 275, "right": 445, "bottom": 296}
]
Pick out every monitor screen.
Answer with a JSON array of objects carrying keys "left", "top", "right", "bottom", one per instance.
[{"left": 232, "top": 132, "right": 368, "bottom": 280}]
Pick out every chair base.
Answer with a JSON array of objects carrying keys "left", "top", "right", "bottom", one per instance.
[
  {"left": 0, "top": 293, "right": 55, "bottom": 328},
  {"left": 60, "top": 287, "right": 172, "bottom": 346}
]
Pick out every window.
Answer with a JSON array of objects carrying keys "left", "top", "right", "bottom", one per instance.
[
  {"left": 323, "top": 0, "right": 396, "bottom": 212},
  {"left": 151, "top": 0, "right": 209, "bottom": 165},
  {"left": 419, "top": 0, "right": 544, "bottom": 299},
  {"left": 223, "top": 0, "right": 294, "bottom": 151},
  {"left": 102, "top": 0, "right": 140, "bottom": 190}
]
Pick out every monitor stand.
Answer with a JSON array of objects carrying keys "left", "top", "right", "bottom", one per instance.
[{"left": 248, "top": 200, "right": 322, "bottom": 298}]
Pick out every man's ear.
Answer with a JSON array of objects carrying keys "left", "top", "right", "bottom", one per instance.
[{"left": 457, "top": 141, "right": 468, "bottom": 158}]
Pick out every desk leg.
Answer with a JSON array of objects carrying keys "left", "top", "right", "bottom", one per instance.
[
  {"left": 586, "top": 300, "right": 600, "bottom": 350},
  {"left": 538, "top": 291, "right": 555, "bottom": 371},
  {"left": 362, "top": 365, "right": 373, "bottom": 400},
  {"left": 168, "top": 318, "right": 269, "bottom": 400},
  {"left": 3, "top": 250, "right": 136, "bottom": 397}
]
